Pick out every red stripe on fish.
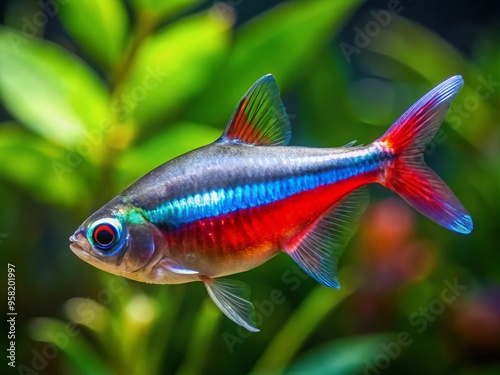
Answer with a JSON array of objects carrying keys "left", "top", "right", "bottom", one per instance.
[{"left": 163, "top": 171, "right": 377, "bottom": 277}]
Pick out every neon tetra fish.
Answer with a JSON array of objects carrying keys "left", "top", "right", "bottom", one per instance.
[{"left": 70, "top": 74, "right": 472, "bottom": 331}]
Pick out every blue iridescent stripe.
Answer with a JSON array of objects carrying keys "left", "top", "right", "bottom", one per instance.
[{"left": 145, "top": 153, "right": 379, "bottom": 227}]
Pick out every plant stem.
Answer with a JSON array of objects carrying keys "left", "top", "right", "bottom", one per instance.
[
  {"left": 175, "top": 299, "right": 221, "bottom": 375},
  {"left": 250, "top": 284, "right": 354, "bottom": 375},
  {"left": 97, "top": 11, "right": 158, "bottom": 201}
]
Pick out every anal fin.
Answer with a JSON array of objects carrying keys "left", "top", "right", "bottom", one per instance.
[
  {"left": 203, "top": 278, "right": 259, "bottom": 332},
  {"left": 283, "top": 187, "right": 369, "bottom": 288}
]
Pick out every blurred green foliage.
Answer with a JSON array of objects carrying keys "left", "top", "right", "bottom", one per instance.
[{"left": 0, "top": 0, "right": 499, "bottom": 374}]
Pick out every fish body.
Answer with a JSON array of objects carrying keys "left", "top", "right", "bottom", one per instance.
[
  {"left": 126, "top": 144, "right": 379, "bottom": 279},
  {"left": 70, "top": 74, "right": 472, "bottom": 331}
]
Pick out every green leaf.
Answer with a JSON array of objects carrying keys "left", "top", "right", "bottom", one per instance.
[
  {"left": 175, "top": 299, "right": 221, "bottom": 375},
  {"left": 366, "top": 17, "right": 497, "bottom": 149},
  {"left": 284, "top": 334, "right": 393, "bottom": 375},
  {"left": 115, "top": 122, "right": 221, "bottom": 190},
  {"left": 252, "top": 279, "right": 355, "bottom": 374},
  {"left": 367, "top": 16, "right": 472, "bottom": 80},
  {"left": 189, "top": 0, "right": 364, "bottom": 127},
  {"left": 0, "top": 124, "right": 92, "bottom": 209},
  {"left": 29, "top": 318, "right": 113, "bottom": 375},
  {"left": 58, "top": 0, "right": 128, "bottom": 70},
  {"left": 298, "top": 51, "right": 377, "bottom": 147},
  {"left": 119, "top": 12, "right": 230, "bottom": 128},
  {"left": 0, "top": 27, "right": 110, "bottom": 146},
  {"left": 131, "top": 0, "right": 203, "bottom": 20},
  {"left": 473, "top": 26, "right": 500, "bottom": 83}
]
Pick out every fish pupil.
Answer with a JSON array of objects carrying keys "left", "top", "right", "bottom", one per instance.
[{"left": 94, "top": 225, "right": 115, "bottom": 247}]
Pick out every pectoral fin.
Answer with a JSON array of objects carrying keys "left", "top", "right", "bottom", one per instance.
[
  {"left": 203, "top": 278, "right": 259, "bottom": 332},
  {"left": 162, "top": 259, "right": 199, "bottom": 275}
]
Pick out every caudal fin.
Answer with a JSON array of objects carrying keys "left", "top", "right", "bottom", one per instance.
[{"left": 377, "top": 76, "right": 473, "bottom": 234}]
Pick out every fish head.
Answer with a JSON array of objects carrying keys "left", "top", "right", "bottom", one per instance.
[{"left": 69, "top": 198, "right": 164, "bottom": 279}]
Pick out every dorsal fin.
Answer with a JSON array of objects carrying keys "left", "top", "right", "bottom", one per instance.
[
  {"left": 283, "top": 187, "right": 369, "bottom": 288},
  {"left": 220, "top": 74, "right": 291, "bottom": 146}
]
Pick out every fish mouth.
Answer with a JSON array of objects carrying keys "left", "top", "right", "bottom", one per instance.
[
  {"left": 69, "top": 233, "right": 90, "bottom": 259},
  {"left": 69, "top": 232, "right": 119, "bottom": 274}
]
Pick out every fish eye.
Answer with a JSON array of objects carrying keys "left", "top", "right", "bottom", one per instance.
[
  {"left": 93, "top": 224, "right": 115, "bottom": 247},
  {"left": 88, "top": 218, "right": 123, "bottom": 253}
]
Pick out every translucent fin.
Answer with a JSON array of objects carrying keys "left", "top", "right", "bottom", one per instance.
[
  {"left": 379, "top": 75, "right": 464, "bottom": 154},
  {"left": 387, "top": 161, "right": 473, "bottom": 234},
  {"left": 377, "top": 76, "right": 473, "bottom": 234},
  {"left": 283, "top": 188, "right": 369, "bottom": 288},
  {"left": 220, "top": 74, "right": 291, "bottom": 146},
  {"left": 163, "top": 260, "right": 199, "bottom": 275},
  {"left": 344, "top": 140, "right": 357, "bottom": 147},
  {"left": 203, "top": 278, "right": 259, "bottom": 332}
]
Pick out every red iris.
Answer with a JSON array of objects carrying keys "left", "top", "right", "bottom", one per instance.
[{"left": 93, "top": 224, "right": 115, "bottom": 247}]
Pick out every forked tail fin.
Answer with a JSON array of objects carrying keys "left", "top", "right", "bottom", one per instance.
[{"left": 377, "top": 76, "right": 473, "bottom": 234}]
